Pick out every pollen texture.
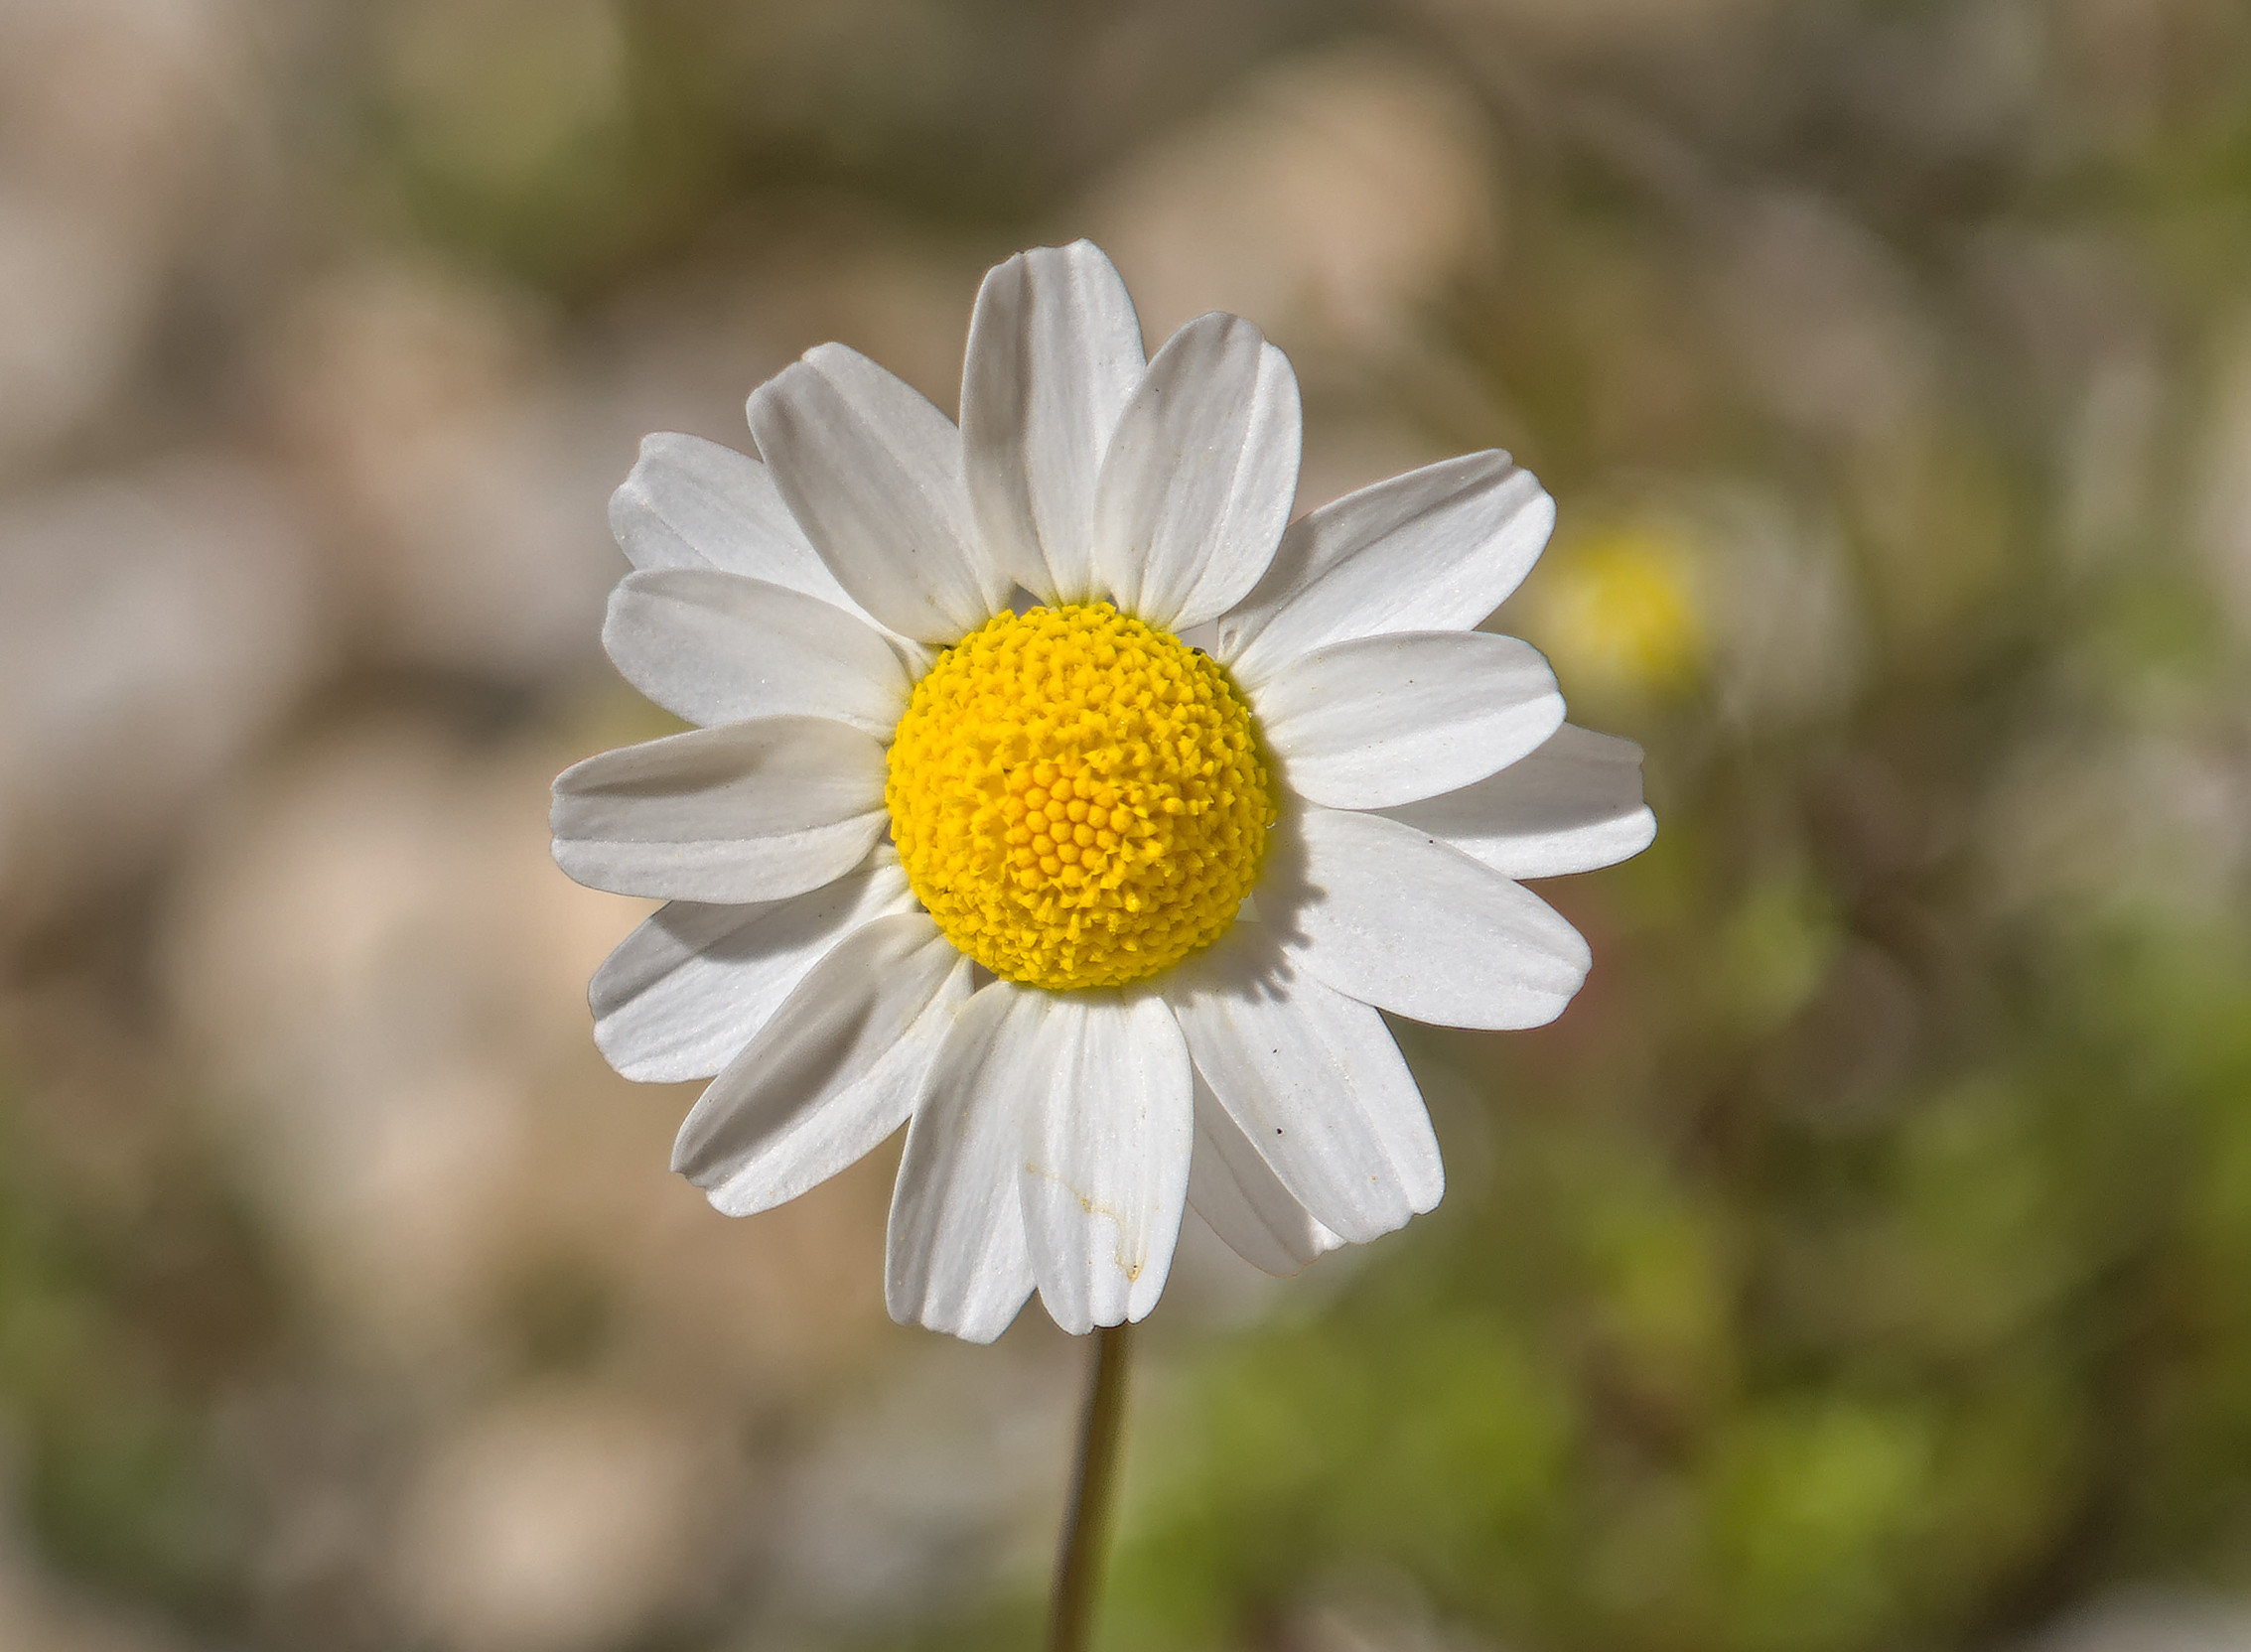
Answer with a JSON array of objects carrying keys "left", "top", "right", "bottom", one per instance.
[{"left": 886, "top": 603, "right": 1273, "bottom": 991}]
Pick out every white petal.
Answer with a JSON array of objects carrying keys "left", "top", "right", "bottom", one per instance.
[
  {"left": 608, "top": 433, "right": 870, "bottom": 619},
  {"left": 1166, "top": 925, "right": 1441, "bottom": 1245},
  {"left": 1274, "top": 807, "right": 1592, "bottom": 1031},
  {"left": 747, "top": 343, "right": 1006, "bottom": 643},
  {"left": 604, "top": 568, "right": 914, "bottom": 737},
  {"left": 1254, "top": 630, "right": 1565, "bottom": 810},
  {"left": 1219, "top": 452, "right": 1554, "bottom": 687},
  {"left": 1019, "top": 993, "right": 1194, "bottom": 1333},
  {"left": 673, "top": 913, "right": 973, "bottom": 1216},
  {"left": 1187, "top": 1068, "right": 1342, "bottom": 1277},
  {"left": 1377, "top": 724, "right": 1657, "bottom": 880},
  {"left": 961, "top": 241, "right": 1145, "bottom": 606},
  {"left": 887, "top": 981, "right": 1043, "bottom": 1344},
  {"left": 591, "top": 851, "right": 916, "bottom": 1082},
  {"left": 1091, "top": 314, "right": 1301, "bottom": 631},
  {"left": 551, "top": 716, "right": 888, "bottom": 902}
]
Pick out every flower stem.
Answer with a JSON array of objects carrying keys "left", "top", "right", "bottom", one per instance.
[{"left": 1047, "top": 1322, "right": 1132, "bottom": 1652}]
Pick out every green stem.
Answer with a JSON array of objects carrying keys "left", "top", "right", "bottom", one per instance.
[{"left": 1047, "top": 1322, "right": 1133, "bottom": 1652}]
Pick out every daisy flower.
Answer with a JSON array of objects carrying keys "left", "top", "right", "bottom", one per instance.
[{"left": 552, "top": 241, "right": 1653, "bottom": 1342}]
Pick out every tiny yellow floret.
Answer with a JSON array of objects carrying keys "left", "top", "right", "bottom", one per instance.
[{"left": 886, "top": 603, "right": 1273, "bottom": 991}]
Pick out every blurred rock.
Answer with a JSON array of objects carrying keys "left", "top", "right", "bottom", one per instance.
[
  {"left": 1087, "top": 43, "right": 1499, "bottom": 355},
  {"left": 0, "top": 0, "right": 266, "bottom": 474},
  {"left": 1707, "top": 192, "right": 1938, "bottom": 448},
  {"left": 0, "top": 456, "right": 322, "bottom": 940},
  {"left": 757, "top": 1339, "right": 1074, "bottom": 1636},
  {"left": 0, "top": 196, "right": 153, "bottom": 479},
  {"left": 390, "top": 1386, "right": 713, "bottom": 1652},
  {"left": 1409, "top": 0, "right": 1781, "bottom": 57},
  {"left": 276, "top": 234, "right": 993, "bottom": 691},
  {"left": 159, "top": 713, "right": 897, "bottom": 1387},
  {"left": 593, "top": 226, "right": 987, "bottom": 439},
  {"left": 269, "top": 263, "right": 623, "bottom": 683},
  {"left": 1292, "top": 413, "right": 1460, "bottom": 520},
  {"left": 0, "top": 0, "right": 248, "bottom": 208},
  {"left": 1277, "top": 1578, "right": 1507, "bottom": 1652},
  {"left": 2026, "top": 1592, "right": 2251, "bottom": 1652},
  {"left": 160, "top": 716, "right": 639, "bottom": 1365}
]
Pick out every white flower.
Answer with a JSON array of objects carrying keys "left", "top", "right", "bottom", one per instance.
[{"left": 551, "top": 241, "right": 1653, "bottom": 1342}]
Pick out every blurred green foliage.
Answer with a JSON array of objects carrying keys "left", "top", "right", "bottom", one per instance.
[
  {"left": 1095, "top": 919, "right": 2251, "bottom": 1652},
  {"left": 0, "top": 1073, "right": 269, "bottom": 1631}
]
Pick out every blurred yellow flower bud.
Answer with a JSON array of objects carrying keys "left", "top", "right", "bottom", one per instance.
[{"left": 1530, "top": 524, "right": 1707, "bottom": 695}]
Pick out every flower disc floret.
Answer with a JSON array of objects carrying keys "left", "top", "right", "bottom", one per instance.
[{"left": 886, "top": 603, "right": 1274, "bottom": 991}]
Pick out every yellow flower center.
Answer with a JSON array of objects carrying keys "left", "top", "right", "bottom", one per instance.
[{"left": 886, "top": 603, "right": 1274, "bottom": 991}]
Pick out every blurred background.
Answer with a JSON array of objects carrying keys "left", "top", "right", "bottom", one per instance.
[{"left": 4, "top": 0, "right": 2251, "bottom": 1649}]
